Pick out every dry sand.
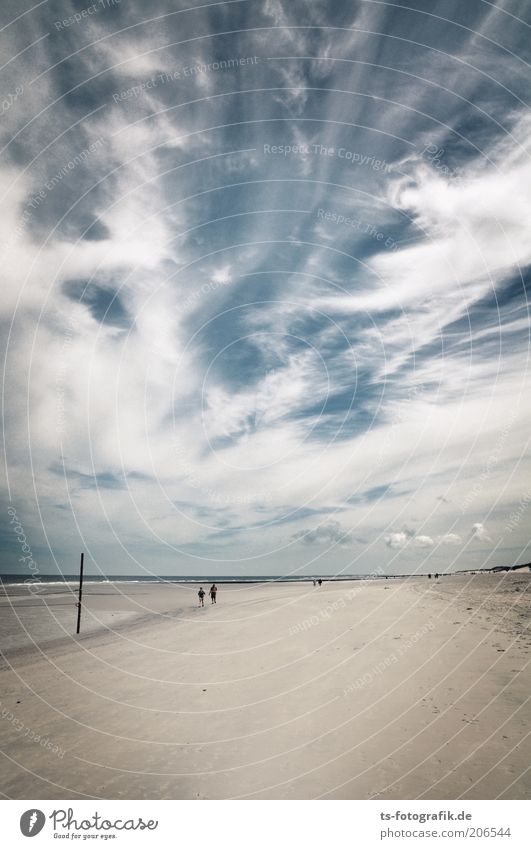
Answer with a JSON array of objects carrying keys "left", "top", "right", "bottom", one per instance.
[{"left": 0, "top": 572, "right": 529, "bottom": 799}]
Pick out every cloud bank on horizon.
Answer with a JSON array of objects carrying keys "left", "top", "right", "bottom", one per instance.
[{"left": 1, "top": 0, "right": 530, "bottom": 577}]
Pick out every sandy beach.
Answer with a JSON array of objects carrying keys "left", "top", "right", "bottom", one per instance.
[{"left": 0, "top": 573, "right": 529, "bottom": 800}]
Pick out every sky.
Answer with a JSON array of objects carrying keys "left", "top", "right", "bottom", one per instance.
[{"left": 1, "top": 0, "right": 531, "bottom": 578}]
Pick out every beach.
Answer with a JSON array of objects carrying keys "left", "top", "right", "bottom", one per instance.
[{"left": 0, "top": 573, "right": 529, "bottom": 800}]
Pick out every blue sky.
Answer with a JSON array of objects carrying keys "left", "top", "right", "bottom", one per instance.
[{"left": 1, "top": 0, "right": 531, "bottom": 576}]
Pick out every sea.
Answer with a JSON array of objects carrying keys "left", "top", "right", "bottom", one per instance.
[{"left": 0, "top": 573, "right": 378, "bottom": 587}]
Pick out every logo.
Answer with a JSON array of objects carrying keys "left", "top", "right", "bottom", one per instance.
[{"left": 20, "top": 810, "right": 46, "bottom": 837}]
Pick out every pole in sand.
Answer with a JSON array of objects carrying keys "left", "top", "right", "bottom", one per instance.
[{"left": 76, "top": 552, "right": 84, "bottom": 634}]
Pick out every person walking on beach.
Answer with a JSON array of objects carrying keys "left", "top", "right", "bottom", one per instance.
[
  {"left": 318, "top": 578, "right": 322, "bottom": 587},
  {"left": 198, "top": 587, "right": 205, "bottom": 607},
  {"left": 210, "top": 584, "right": 218, "bottom": 604}
]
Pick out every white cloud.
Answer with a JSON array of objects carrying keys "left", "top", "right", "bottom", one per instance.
[
  {"left": 413, "top": 535, "right": 435, "bottom": 549},
  {"left": 292, "top": 520, "right": 355, "bottom": 547},
  {"left": 385, "top": 529, "right": 462, "bottom": 550},
  {"left": 384, "top": 531, "right": 409, "bottom": 549},
  {"left": 437, "top": 533, "right": 462, "bottom": 546},
  {"left": 470, "top": 522, "right": 491, "bottom": 542}
]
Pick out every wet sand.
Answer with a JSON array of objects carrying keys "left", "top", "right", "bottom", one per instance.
[{"left": 0, "top": 573, "right": 529, "bottom": 799}]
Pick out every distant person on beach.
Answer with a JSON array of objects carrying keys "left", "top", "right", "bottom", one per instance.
[
  {"left": 210, "top": 584, "right": 217, "bottom": 604},
  {"left": 318, "top": 579, "right": 322, "bottom": 587},
  {"left": 198, "top": 587, "right": 205, "bottom": 607}
]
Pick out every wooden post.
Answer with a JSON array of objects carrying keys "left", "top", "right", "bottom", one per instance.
[{"left": 76, "top": 552, "right": 84, "bottom": 634}]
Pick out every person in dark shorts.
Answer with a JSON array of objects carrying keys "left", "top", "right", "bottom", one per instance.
[
  {"left": 198, "top": 587, "right": 205, "bottom": 607},
  {"left": 210, "top": 584, "right": 218, "bottom": 604}
]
